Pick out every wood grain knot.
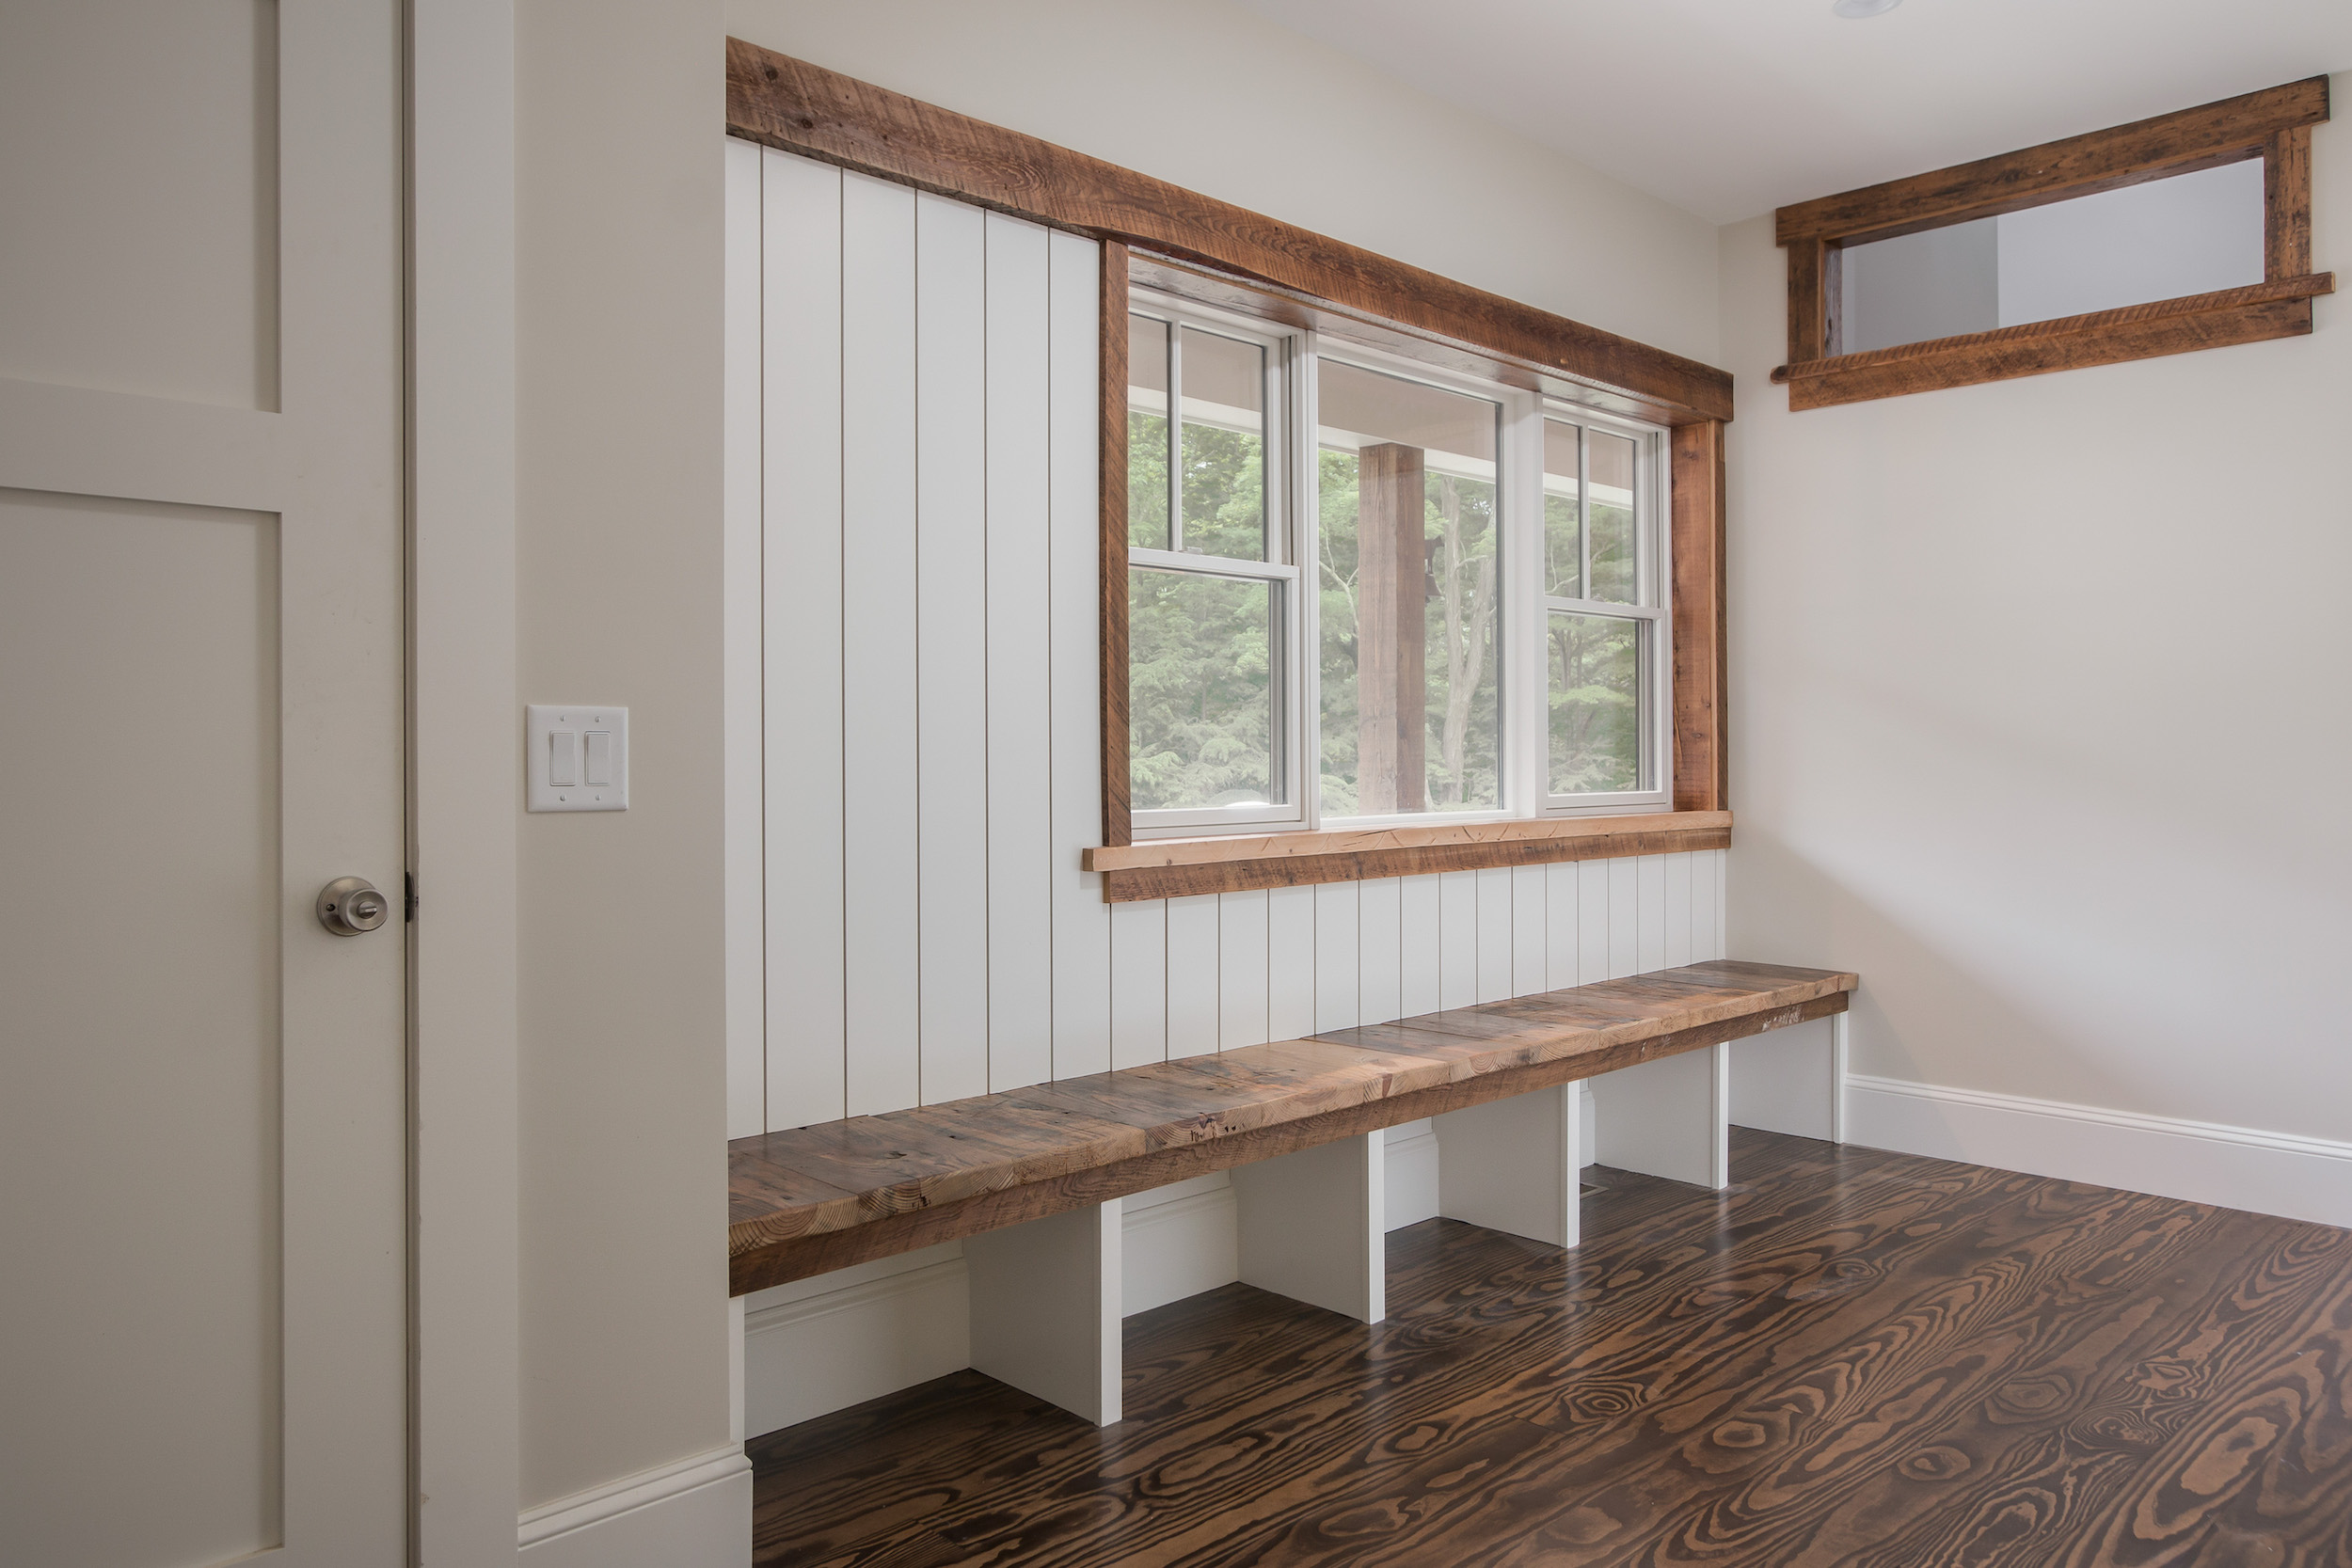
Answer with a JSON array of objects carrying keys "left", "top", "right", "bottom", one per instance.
[{"left": 1899, "top": 1445, "right": 1973, "bottom": 1481}]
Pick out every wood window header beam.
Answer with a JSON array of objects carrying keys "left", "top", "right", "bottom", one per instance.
[{"left": 724, "top": 38, "right": 1734, "bottom": 425}]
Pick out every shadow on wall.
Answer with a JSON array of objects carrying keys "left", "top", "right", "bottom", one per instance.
[{"left": 1728, "top": 822, "right": 2153, "bottom": 1119}]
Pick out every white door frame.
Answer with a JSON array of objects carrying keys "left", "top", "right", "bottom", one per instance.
[{"left": 409, "top": 0, "right": 522, "bottom": 1560}]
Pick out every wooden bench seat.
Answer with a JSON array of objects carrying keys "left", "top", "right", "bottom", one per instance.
[{"left": 731, "top": 960, "right": 1857, "bottom": 1296}]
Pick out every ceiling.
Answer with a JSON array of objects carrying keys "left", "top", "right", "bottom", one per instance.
[{"left": 1229, "top": 0, "right": 2352, "bottom": 224}]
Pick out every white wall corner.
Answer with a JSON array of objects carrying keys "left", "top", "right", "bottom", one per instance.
[
  {"left": 516, "top": 1445, "right": 752, "bottom": 1567},
  {"left": 1846, "top": 1074, "right": 2352, "bottom": 1230}
]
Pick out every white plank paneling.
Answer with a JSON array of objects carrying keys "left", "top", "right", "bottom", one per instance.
[
  {"left": 1635, "top": 854, "right": 1667, "bottom": 976},
  {"left": 1357, "top": 877, "right": 1403, "bottom": 1025},
  {"left": 760, "top": 150, "right": 846, "bottom": 1129},
  {"left": 1577, "top": 859, "right": 1610, "bottom": 986},
  {"left": 1313, "top": 880, "right": 1360, "bottom": 1033},
  {"left": 1510, "top": 865, "right": 1547, "bottom": 997},
  {"left": 1438, "top": 871, "right": 1478, "bottom": 1009},
  {"left": 1544, "top": 862, "right": 1579, "bottom": 991},
  {"left": 722, "top": 137, "right": 765, "bottom": 1139},
  {"left": 1474, "top": 868, "right": 1513, "bottom": 1003},
  {"left": 840, "top": 173, "right": 922, "bottom": 1118},
  {"left": 1399, "top": 875, "right": 1442, "bottom": 1017},
  {"left": 1608, "top": 856, "right": 1639, "bottom": 979},
  {"left": 914, "top": 192, "right": 992, "bottom": 1105},
  {"left": 1266, "top": 884, "right": 1316, "bottom": 1042},
  {"left": 1691, "top": 849, "right": 1720, "bottom": 963},
  {"left": 1165, "top": 895, "right": 1220, "bottom": 1060},
  {"left": 983, "top": 213, "right": 1056, "bottom": 1093},
  {"left": 1663, "top": 851, "right": 1693, "bottom": 970},
  {"left": 1109, "top": 900, "right": 1168, "bottom": 1069},
  {"left": 1046, "top": 230, "right": 1111, "bottom": 1080},
  {"left": 1218, "top": 890, "right": 1271, "bottom": 1051}
]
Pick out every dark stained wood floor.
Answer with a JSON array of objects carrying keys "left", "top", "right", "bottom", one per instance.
[{"left": 749, "top": 1129, "right": 2352, "bottom": 1566}]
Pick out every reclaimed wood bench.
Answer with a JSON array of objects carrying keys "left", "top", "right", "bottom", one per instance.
[{"left": 730, "top": 960, "right": 1857, "bottom": 1298}]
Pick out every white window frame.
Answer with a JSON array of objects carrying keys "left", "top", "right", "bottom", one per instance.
[
  {"left": 1519, "top": 402, "right": 1675, "bottom": 819},
  {"left": 1127, "top": 292, "right": 1311, "bottom": 837},
  {"left": 1129, "top": 290, "right": 1674, "bottom": 840}
]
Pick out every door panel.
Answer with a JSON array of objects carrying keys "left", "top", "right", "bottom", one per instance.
[
  {"left": 0, "top": 0, "right": 281, "bottom": 410},
  {"left": 1, "top": 492, "right": 285, "bottom": 1564},
  {"left": 0, "top": 2, "right": 405, "bottom": 1563}
]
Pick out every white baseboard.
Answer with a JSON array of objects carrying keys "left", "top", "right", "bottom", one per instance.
[
  {"left": 1123, "top": 1173, "right": 1238, "bottom": 1314},
  {"left": 1846, "top": 1073, "right": 2352, "bottom": 1229},
  {"left": 741, "top": 1243, "right": 971, "bottom": 1437},
  {"left": 1384, "top": 1120, "right": 1440, "bottom": 1227},
  {"left": 517, "top": 1444, "right": 751, "bottom": 1566}
]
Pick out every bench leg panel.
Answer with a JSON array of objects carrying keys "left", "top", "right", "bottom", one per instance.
[
  {"left": 1727, "top": 1016, "right": 1843, "bottom": 1143},
  {"left": 1232, "top": 1132, "right": 1384, "bottom": 1323},
  {"left": 1592, "top": 1042, "right": 1730, "bottom": 1189},
  {"left": 1433, "top": 1081, "right": 1581, "bottom": 1249},
  {"left": 966, "top": 1198, "right": 1122, "bottom": 1425}
]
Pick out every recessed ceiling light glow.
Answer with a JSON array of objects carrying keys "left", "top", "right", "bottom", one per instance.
[{"left": 1832, "top": 0, "right": 1902, "bottom": 15}]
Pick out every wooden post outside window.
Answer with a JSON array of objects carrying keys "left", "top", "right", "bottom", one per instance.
[{"left": 1355, "top": 442, "right": 1426, "bottom": 815}]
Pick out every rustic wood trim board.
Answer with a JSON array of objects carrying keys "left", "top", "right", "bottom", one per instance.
[
  {"left": 1774, "top": 75, "right": 2331, "bottom": 406},
  {"left": 1097, "top": 240, "right": 1134, "bottom": 847},
  {"left": 1085, "top": 811, "right": 1731, "bottom": 901},
  {"left": 730, "top": 961, "right": 1856, "bottom": 1293}
]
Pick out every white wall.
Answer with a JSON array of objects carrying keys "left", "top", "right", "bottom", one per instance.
[
  {"left": 1996, "top": 159, "right": 2265, "bottom": 327},
  {"left": 516, "top": 0, "right": 740, "bottom": 1531},
  {"left": 1840, "top": 219, "right": 1998, "bottom": 355},
  {"left": 1719, "top": 86, "right": 2352, "bottom": 1224},
  {"left": 723, "top": 0, "right": 1720, "bottom": 369}
]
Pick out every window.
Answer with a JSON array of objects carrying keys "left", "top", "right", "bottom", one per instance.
[
  {"left": 1128, "top": 289, "right": 1669, "bottom": 839},
  {"left": 1776, "top": 76, "right": 2328, "bottom": 409},
  {"left": 1124, "top": 305, "right": 1303, "bottom": 832}
]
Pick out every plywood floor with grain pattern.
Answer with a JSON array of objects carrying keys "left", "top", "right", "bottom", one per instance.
[{"left": 749, "top": 1129, "right": 2352, "bottom": 1566}]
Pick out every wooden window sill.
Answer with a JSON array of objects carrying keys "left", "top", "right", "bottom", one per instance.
[
  {"left": 1771, "top": 274, "right": 2333, "bottom": 409},
  {"left": 1082, "top": 811, "right": 1732, "bottom": 902}
]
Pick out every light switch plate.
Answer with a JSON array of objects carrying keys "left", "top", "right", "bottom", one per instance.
[{"left": 527, "top": 705, "right": 628, "bottom": 812}]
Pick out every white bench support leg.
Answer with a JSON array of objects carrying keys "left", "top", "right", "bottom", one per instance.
[
  {"left": 1727, "top": 1016, "right": 1843, "bottom": 1144},
  {"left": 1592, "top": 1043, "right": 1730, "bottom": 1189},
  {"left": 1433, "top": 1082, "right": 1581, "bottom": 1249},
  {"left": 1233, "top": 1131, "right": 1385, "bottom": 1323},
  {"left": 1832, "top": 1010, "right": 1851, "bottom": 1144},
  {"left": 965, "top": 1198, "right": 1122, "bottom": 1425}
]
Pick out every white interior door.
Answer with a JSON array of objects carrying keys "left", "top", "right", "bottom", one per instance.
[{"left": 0, "top": 2, "right": 407, "bottom": 1562}]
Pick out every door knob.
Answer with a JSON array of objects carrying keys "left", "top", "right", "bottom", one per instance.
[{"left": 317, "top": 876, "right": 391, "bottom": 936}]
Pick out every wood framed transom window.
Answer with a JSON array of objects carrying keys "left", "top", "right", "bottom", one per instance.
[
  {"left": 723, "top": 39, "right": 1735, "bottom": 902},
  {"left": 1775, "top": 76, "right": 2333, "bottom": 409}
]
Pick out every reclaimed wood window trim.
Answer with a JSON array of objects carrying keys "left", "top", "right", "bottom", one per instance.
[
  {"left": 724, "top": 38, "right": 1733, "bottom": 899},
  {"left": 1774, "top": 77, "right": 2333, "bottom": 410}
]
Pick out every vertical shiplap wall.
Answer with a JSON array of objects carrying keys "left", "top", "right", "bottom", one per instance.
[{"left": 728, "top": 147, "right": 1727, "bottom": 1136}]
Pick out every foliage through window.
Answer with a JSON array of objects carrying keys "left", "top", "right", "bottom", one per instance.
[{"left": 1128, "top": 292, "right": 1668, "bottom": 837}]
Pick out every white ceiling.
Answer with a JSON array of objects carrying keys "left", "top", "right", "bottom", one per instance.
[{"left": 1230, "top": 0, "right": 2352, "bottom": 224}]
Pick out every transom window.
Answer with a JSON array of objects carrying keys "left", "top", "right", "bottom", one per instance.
[{"left": 1128, "top": 289, "right": 1670, "bottom": 838}]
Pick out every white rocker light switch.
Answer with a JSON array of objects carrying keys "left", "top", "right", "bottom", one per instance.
[{"left": 527, "top": 705, "right": 628, "bottom": 812}]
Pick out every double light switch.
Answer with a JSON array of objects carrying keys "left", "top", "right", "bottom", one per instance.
[{"left": 527, "top": 705, "right": 628, "bottom": 812}]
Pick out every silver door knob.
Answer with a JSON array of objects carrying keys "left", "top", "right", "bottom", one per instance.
[{"left": 317, "top": 876, "right": 391, "bottom": 936}]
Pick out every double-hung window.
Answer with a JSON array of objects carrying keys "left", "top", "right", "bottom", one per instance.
[
  {"left": 1128, "top": 286, "right": 1671, "bottom": 839},
  {"left": 1124, "top": 301, "right": 1306, "bottom": 832}
]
